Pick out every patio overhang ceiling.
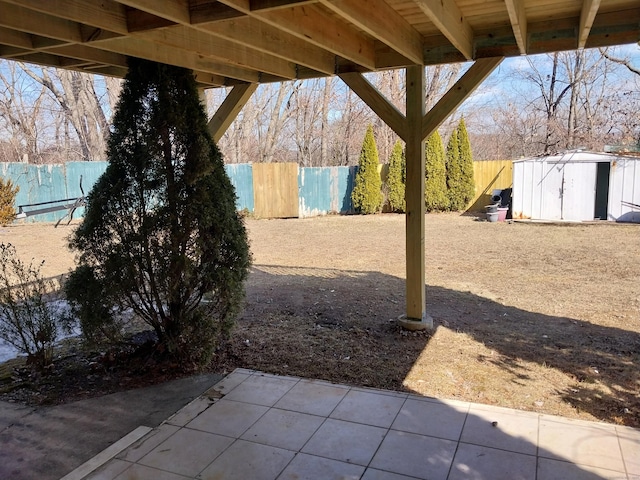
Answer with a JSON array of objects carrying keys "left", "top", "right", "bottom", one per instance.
[{"left": 0, "top": 0, "right": 638, "bottom": 88}]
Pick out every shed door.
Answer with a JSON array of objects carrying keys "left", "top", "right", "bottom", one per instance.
[
  {"left": 562, "top": 163, "right": 597, "bottom": 221},
  {"left": 540, "top": 163, "right": 564, "bottom": 220}
]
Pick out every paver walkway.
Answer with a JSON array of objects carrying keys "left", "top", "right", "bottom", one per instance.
[{"left": 69, "top": 368, "right": 640, "bottom": 480}]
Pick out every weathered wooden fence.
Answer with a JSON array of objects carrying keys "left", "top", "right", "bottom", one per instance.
[
  {"left": 0, "top": 162, "right": 359, "bottom": 221},
  {"left": 1, "top": 160, "right": 513, "bottom": 221},
  {"left": 468, "top": 160, "right": 513, "bottom": 212}
]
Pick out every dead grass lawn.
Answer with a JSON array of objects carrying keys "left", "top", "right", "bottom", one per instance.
[{"left": 2, "top": 214, "right": 639, "bottom": 427}]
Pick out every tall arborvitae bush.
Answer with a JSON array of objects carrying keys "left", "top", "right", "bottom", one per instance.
[
  {"left": 425, "top": 131, "right": 448, "bottom": 211},
  {"left": 386, "top": 140, "right": 405, "bottom": 213},
  {"left": 446, "top": 127, "right": 465, "bottom": 211},
  {"left": 351, "top": 125, "right": 383, "bottom": 214},
  {"left": 65, "top": 58, "right": 251, "bottom": 366},
  {"left": 0, "top": 178, "right": 18, "bottom": 226},
  {"left": 456, "top": 118, "right": 476, "bottom": 208}
]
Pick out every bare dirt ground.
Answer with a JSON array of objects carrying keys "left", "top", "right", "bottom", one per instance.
[{"left": 0, "top": 214, "right": 638, "bottom": 427}]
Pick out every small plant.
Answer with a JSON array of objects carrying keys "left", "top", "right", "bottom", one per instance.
[
  {"left": 0, "top": 243, "right": 67, "bottom": 368},
  {"left": 0, "top": 178, "right": 19, "bottom": 226},
  {"left": 352, "top": 125, "right": 383, "bottom": 214}
]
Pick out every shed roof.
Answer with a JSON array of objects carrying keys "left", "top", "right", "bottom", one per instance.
[
  {"left": 514, "top": 151, "right": 640, "bottom": 164},
  {"left": 0, "top": 1, "right": 638, "bottom": 88}
]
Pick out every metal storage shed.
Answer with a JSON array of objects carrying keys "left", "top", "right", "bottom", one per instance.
[{"left": 512, "top": 151, "right": 640, "bottom": 223}]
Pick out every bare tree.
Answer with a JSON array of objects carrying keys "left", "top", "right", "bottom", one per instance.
[
  {"left": 0, "top": 62, "right": 47, "bottom": 162},
  {"left": 21, "top": 66, "right": 110, "bottom": 161}
]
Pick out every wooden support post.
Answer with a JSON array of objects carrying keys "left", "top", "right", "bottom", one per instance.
[
  {"left": 401, "top": 65, "right": 431, "bottom": 329},
  {"left": 207, "top": 83, "right": 258, "bottom": 142},
  {"left": 339, "top": 59, "right": 503, "bottom": 330}
]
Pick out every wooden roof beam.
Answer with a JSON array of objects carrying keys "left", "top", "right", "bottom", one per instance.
[
  {"left": 413, "top": 0, "right": 474, "bottom": 60},
  {"left": 4, "top": 1, "right": 297, "bottom": 81},
  {"left": 208, "top": 83, "right": 258, "bottom": 142},
  {"left": 0, "top": 3, "right": 84, "bottom": 44},
  {"left": 422, "top": 57, "right": 503, "bottom": 140},
  {"left": 132, "top": 26, "right": 297, "bottom": 78},
  {"left": 320, "top": 0, "right": 423, "bottom": 65},
  {"left": 504, "top": 0, "right": 528, "bottom": 54},
  {"left": 1, "top": 0, "right": 129, "bottom": 35},
  {"left": 579, "top": 0, "right": 601, "bottom": 49},
  {"left": 197, "top": 18, "right": 335, "bottom": 75},
  {"left": 116, "top": 0, "right": 190, "bottom": 24},
  {"left": 339, "top": 72, "right": 407, "bottom": 140},
  {"left": 44, "top": 44, "right": 128, "bottom": 68},
  {"left": 116, "top": 0, "right": 315, "bottom": 27},
  {"left": 256, "top": 4, "right": 376, "bottom": 69},
  {"left": 119, "top": 0, "right": 334, "bottom": 76},
  {"left": 220, "top": 2, "right": 377, "bottom": 70},
  {"left": 94, "top": 35, "right": 262, "bottom": 82}
]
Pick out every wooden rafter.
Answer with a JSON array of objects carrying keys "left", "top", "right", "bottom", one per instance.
[
  {"left": 504, "top": 0, "right": 528, "bottom": 54},
  {"left": 197, "top": 18, "right": 336, "bottom": 75},
  {"left": 579, "top": 0, "right": 601, "bottom": 49},
  {"left": 129, "top": 26, "right": 298, "bottom": 78},
  {"left": 413, "top": 0, "right": 474, "bottom": 60},
  {"left": 208, "top": 83, "right": 258, "bottom": 142},
  {"left": 338, "top": 72, "right": 407, "bottom": 140},
  {"left": 118, "top": 0, "right": 336, "bottom": 74},
  {"left": 422, "top": 57, "right": 503, "bottom": 140},
  {"left": 0, "top": 0, "right": 638, "bottom": 86},
  {"left": 320, "top": 0, "right": 423, "bottom": 65},
  {"left": 93, "top": 35, "right": 263, "bottom": 82},
  {"left": 253, "top": 4, "right": 376, "bottom": 69}
]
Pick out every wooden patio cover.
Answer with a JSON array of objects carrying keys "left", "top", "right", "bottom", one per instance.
[{"left": 1, "top": 0, "right": 638, "bottom": 327}]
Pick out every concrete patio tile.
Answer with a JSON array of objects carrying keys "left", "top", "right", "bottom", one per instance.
[
  {"left": 222, "top": 374, "right": 298, "bottom": 406},
  {"left": 116, "top": 424, "right": 180, "bottom": 462},
  {"left": 537, "top": 457, "right": 628, "bottom": 480},
  {"left": 277, "top": 453, "right": 365, "bottom": 480},
  {"left": 617, "top": 425, "right": 640, "bottom": 477},
  {"left": 301, "top": 418, "right": 386, "bottom": 466},
  {"left": 407, "top": 395, "right": 471, "bottom": 411},
  {"left": 185, "top": 399, "right": 268, "bottom": 437},
  {"left": 84, "top": 459, "right": 132, "bottom": 480},
  {"left": 461, "top": 405, "right": 539, "bottom": 455},
  {"left": 448, "top": 443, "right": 536, "bottom": 480},
  {"left": 274, "top": 380, "right": 349, "bottom": 416},
  {"left": 391, "top": 398, "right": 467, "bottom": 441},
  {"left": 165, "top": 397, "right": 212, "bottom": 427},
  {"left": 469, "top": 402, "right": 540, "bottom": 418},
  {"left": 113, "top": 463, "right": 190, "bottom": 480},
  {"left": 538, "top": 418, "right": 625, "bottom": 472},
  {"left": 361, "top": 469, "right": 422, "bottom": 480},
  {"left": 137, "top": 428, "right": 233, "bottom": 477},
  {"left": 240, "top": 408, "right": 325, "bottom": 451},
  {"left": 199, "top": 439, "right": 295, "bottom": 480},
  {"left": 330, "top": 390, "right": 406, "bottom": 428},
  {"left": 206, "top": 370, "right": 251, "bottom": 396},
  {"left": 369, "top": 430, "right": 457, "bottom": 480},
  {"left": 539, "top": 413, "right": 618, "bottom": 431},
  {"left": 352, "top": 386, "right": 409, "bottom": 399}
]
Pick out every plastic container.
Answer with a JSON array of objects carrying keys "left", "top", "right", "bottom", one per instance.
[
  {"left": 486, "top": 212, "right": 499, "bottom": 222},
  {"left": 497, "top": 207, "right": 508, "bottom": 222},
  {"left": 485, "top": 204, "right": 499, "bottom": 213}
]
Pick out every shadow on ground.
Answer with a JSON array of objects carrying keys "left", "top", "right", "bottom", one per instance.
[
  {"left": 226, "top": 264, "right": 640, "bottom": 429},
  {"left": 0, "top": 373, "right": 222, "bottom": 480}
]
